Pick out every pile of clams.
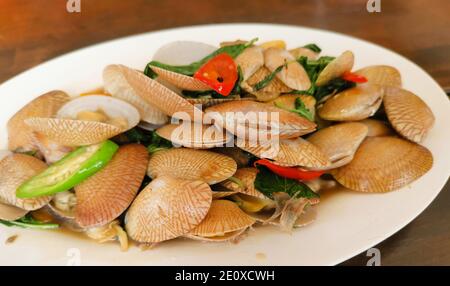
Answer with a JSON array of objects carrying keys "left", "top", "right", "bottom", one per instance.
[{"left": 0, "top": 38, "right": 435, "bottom": 250}]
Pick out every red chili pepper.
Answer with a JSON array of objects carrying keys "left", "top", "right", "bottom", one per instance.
[
  {"left": 254, "top": 159, "right": 324, "bottom": 181},
  {"left": 193, "top": 53, "right": 238, "bottom": 96},
  {"left": 342, "top": 71, "right": 368, "bottom": 83}
]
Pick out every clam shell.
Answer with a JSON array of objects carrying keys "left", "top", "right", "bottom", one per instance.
[
  {"left": 264, "top": 47, "right": 311, "bottom": 91},
  {"left": 125, "top": 176, "right": 212, "bottom": 243},
  {"left": 318, "top": 84, "right": 384, "bottom": 121},
  {"left": 147, "top": 148, "right": 237, "bottom": 184},
  {"left": 235, "top": 46, "right": 264, "bottom": 81},
  {"left": 289, "top": 47, "right": 319, "bottom": 60},
  {"left": 185, "top": 228, "right": 247, "bottom": 242},
  {"left": 105, "top": 65, "right": 204, "bottom": 122},
  {"left": 186, "top": 96, "right": 251, "bottom": 109},
  {"left": 31, "top": 132, "right": 74, "bottom": 164},
  {"left": 383, "top": 87, "right": 435, "bottom": 143},
  {"left": 7, "top": 90, "right": 70, "bottom": 151},
  {"left": 243, "top": 67, "right": 292, "bottom": 101},
  {"left": 148, "top": 66, "right": 211, "bottom": 91},
  {"left": 75, "top": 144, "right": 149, "bottom": 228},
  {"left": 316, "top": 50, "right": 354, "bottom": 86},
  {"left": 354, "top": 65, "right": 402, "bottom": 87},
  {"left": 331, "top": 136, "right": 433, "bottom": 192},
  {"left": 359, "top": 119, "right": 394, "bottom": 137},
  {"left": 188, "top": 200, "right": 255, "bottom": 238},
  {"left": 103, "top": 64, "right": 168, "bottom": 125},
  {"left": 152, "top": 41, "right": 217, "bottom": 65},
  {"left": 307, "top": 122, "right": 368, "bottom": 169},
  {"left": 240, "top": 137, "right": 330, "bottom": 168},
  {"left": 220, "top": 167, "right": 267, "bottom": 199},
  {"left": 251, "top": 205, "right": 317, "bottom": 228},
  {"left": 205, "top": 100, "right": 316, "bottom": 139},
  {"left": 0, "top": 154, "right": 51, "bottom": 210},
  {"left": 156, "top": 122, "right": 232, "bottom": 149},
  {"left": 267, "top": 94, "right": 316, "bottom": 118},
  {"left": 0, "top": 202, "right": 28, "bottom": 221},
  {"left": 212, "top": 147, "right": 252, "bottom": 168},
  {"left": 211, "top": 190, "right": 239, "bottom": 199},
  {"left": 57, "top": 95, "right": 140, "bottom": 131},
  {"left": 25, "top": 117, "right": 122, "bottom": 146}
]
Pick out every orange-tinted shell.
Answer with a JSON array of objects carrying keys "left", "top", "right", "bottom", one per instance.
[
  {"left": 75, "top": 144, "right": 149, "bottom": 228},
  {"left": 125, "top": 176, "right": 212, "bottom": 243},
  {"left": 331, "top": 137, "right": 433, "bottom": 192},
  {"left": 354, "top": 65, "right": 402, "bottom": 87},
  {"left": 383, "top": 87, "right": 435, "bottom": 143}
]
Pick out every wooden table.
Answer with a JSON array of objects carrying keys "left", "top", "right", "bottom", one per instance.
[{"left": 1, "top": 0, "right": 449, "bottom": 265}]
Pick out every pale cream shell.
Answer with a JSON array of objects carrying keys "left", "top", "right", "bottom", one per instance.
[
  {"left": 147, "top": 148, "right": 237, "bottom": 184},
  {"left": 7, "top": 90, "right": 70, "bottom": 151},
  {"left": 0, "top": 202, "right": 28, "bottom": 221},
  {"left": 188, "top": 200, "right": 255, "bottom": 238},
  {"left": 125, "top": 176, "right": 212, "bottom": 243},
  {"left": 316, "top": 50, "right": 354, "bottom": 86},
  {"left": 149, "top": 66, "right": 211, "bottom": 91},
  {"left": 354, "top": 65, "right": 402, "bottom": 87},
  {"left": 331, "top": 136, "right": 433, "bottom": 192},
  {"left": 235, "top": 46, "right": 264, "bottom": 81},
  {"left": 318, "top": 84, "right": 384, "bottom": 121},
  {"left": 383, "top": 87, "right": 435, "bottom": 143},
  {"left": 0, "top": 154, "right": 51, "bottom": 210},
  {"left": 242, "top": 66, "right": 292, "bottom": 101},
  {"left": 75, "top": 144, "right": 149, "bottom": 228}
]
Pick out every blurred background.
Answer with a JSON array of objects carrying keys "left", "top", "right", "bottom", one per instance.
[{"left": 0, "top": 0, "right": 449, "bottom": 265}]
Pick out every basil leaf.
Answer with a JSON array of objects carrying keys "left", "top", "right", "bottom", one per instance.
[
  {"left": 274, "top": 97, "right": 314, "bottom": 122},
  {"left": 0, "top": 214, "right": 59, "bottom": 230},
  {"left": 302, "top": 43, "right": 322, "bottom": 53},
  {"left": 144, "top": 38, "right": 257, "bottom": 77},
  {"left": 254, "top": 165, "right": 319, "bottom": 199},
  {"left": 253, "top": 64, "right": 285, "bottom": 91}
]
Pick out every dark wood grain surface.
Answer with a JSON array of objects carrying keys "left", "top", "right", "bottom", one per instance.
[{"left": 0, "top": 0, "right": 449, "bottom": 265}]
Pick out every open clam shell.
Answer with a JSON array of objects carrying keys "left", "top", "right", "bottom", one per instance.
[
  {"left": 318, "top": 84, "right": 384, "bottom": 121},
  {"left": 125, "top": 176, "right": 212, "bottom": 243},
  {"left": 147, "top": 148, "right": 237, "bottom": 184},
  {"left": 235, "top": 46, "right": 264, "bottom": 81},
  {"left": 104, "top": 64, "right": 204, "bottom": 122},
  {"left": 75, "top": 144, "right": 149, "bottom": 228},
  {"left": 307, "top": 122, "right": 368, "bottom": 170},
  {"left": 383, "top": 87, "right": 435, "bottom": 143},
  {"left": 264, "top": 47, "right": 311, "bottom": 91},
  {"left": 205, "top": 100, "right": 316, "bottom": 139},
  {"left": 289, "top": 47, "right": 319, "bottom": 60},
  {"left": 359, "top": 119, "right": 394, "bottom": 137},
  {"left": 331, "top": 136, "right": 433, "bottom": 192},
  {"left": 103, "top": 65, "right": 168, "bottom": 125},
  {"left": 315, "top": 50, "right": 354, "bottom": 86},
  {"left": 187, "top": 200, "right": 255, "bottom": 240},
  {"left": 31, "top": 132, "right": 74, "bottom": 164},
  {"left": 7, "top": 90, "right": 70, "bottom": 152},
  {"left": 242, "top": 67, "right": 292, "bottom": 101},
  {"left": 220, "top": 167, "right": 268, "bottom": 200},
  {"left": 156, "top": 122, "right": 232, "bottom": 149},
  {"left": 239, "top": 137, "right": 330, "bottom": 168},
  {"left": 354, "top": 65, "right": 402, "bottom": 87},
  {"left": 0, "top": 154, "right": 51, "bottom": 210},
  {"left": 0, "top": 202, "right": 28, "bottom": 221}
]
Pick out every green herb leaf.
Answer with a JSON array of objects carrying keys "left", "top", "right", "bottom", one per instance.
[
  {"left": 144, "top": 38, "right": 258, "bottom": 77},
  {"left": 254, "top": 165, "right": 319, "bottom": 199},
  {"left": 302, "top": 43, "right": 322, "bottom": 53},
  {"left": 0, "top": 214, "right": 59, "bottom": 230},
  {"left": 274, "top": 97, "right": 314, "bottom": 121},
  {"left": 314, "top": 78, "right": 356, "bottom": 101},
  {"left": 253, "top": 64, "right": 285, "bottom": 91},
  {"left": 122, "top": 127, "right": 153, "bottom": 144},
  {"left": 147, "top": 132, "right": 172, "bottom": 154}
]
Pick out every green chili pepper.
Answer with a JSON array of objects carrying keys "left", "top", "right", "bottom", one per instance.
[{"left": 16, "top": 140, "right": 119, "bottom": 198}]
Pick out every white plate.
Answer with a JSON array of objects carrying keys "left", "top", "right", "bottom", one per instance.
[{"left": 0, "top": 24, "right": 449, "bottom": 266}]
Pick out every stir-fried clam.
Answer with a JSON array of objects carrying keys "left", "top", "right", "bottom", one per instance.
[
  {"left": 74, "top": 144, "right": 149, "bottom": 228},
  {"left": 7, "top": 90, "right": 70, "bottom": 152},
  {"left": 331, "top": 137, "right": 433, "bottom": 193},
  {"left": 383, "top": 87, "right": 435, "bottom": 143},
  {"left": 307, "top": 122, "right": 368, "bottom": 170},
  {"left": 147, "top": 148, "right": 237, "bottom": 184},
  {"left": 125, "top": 176, "right": 212, "bottom": 243},
  {"left": 318, "top": 84, "right": 384, "bottom": 121},
  {"left": 25, "top": 95, "right": 140, "bottom": 146},
  {"left": 0, "top": 153, "right": 51, "bottom": 210},
  {"left": 354, "top": 65, "right": 402, "bottom": 87},
  {"left": 315, "top": 50, "right": 354, "bottom": 86},
  {"left": 359, "top": 119, "right": 394, "bottom": 137},
  {"left": 186, "top": 200, "right": 255, "bottom": 242}
]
